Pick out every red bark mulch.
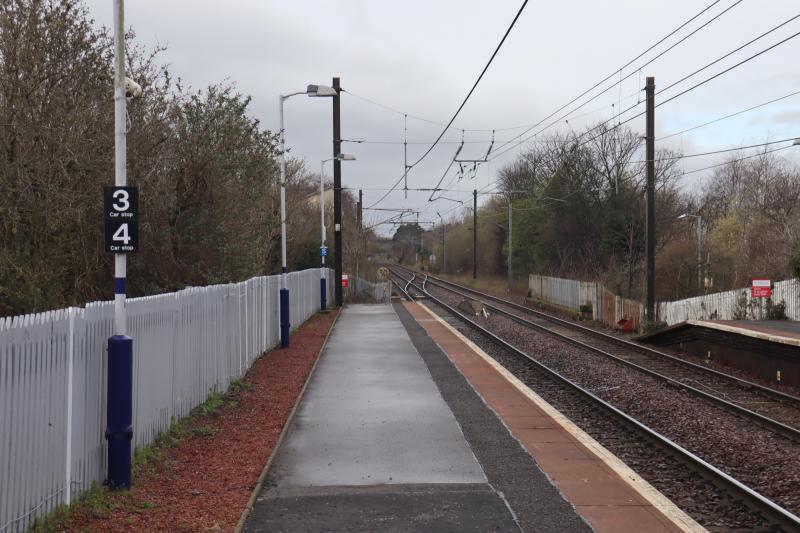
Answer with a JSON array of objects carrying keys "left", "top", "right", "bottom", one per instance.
[{"left": 54, "top": 310, "right": 338, "bottom": 533}]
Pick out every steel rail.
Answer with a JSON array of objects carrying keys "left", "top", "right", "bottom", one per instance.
[
  {"left": 404, "top": 268, "right": 800, "bottom": 442},
  {"left": 391, "top": 267, "right": 800, "bottom": 531},
  {"left": 417, "top": 267, "right": 800, "bottom": 406},
  {"left": 392, "top": 266, "right": 800, "bottom": 432},
  {"left": 390, "top": 277, "right": 413, "bottom": 301}
]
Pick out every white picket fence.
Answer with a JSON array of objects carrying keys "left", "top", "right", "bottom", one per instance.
[
  {"left": 0, "top": 268, "right": 332, "bottom": 533},
  {"left": 657, "top": 278, "right": 800, "bottom": 325},
  {"left": 528, "top": 274, "right": 598, "bottom": 315}
]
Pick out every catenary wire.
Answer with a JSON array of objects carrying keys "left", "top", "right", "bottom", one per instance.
[
  {"left": 657, "top": 89, "right": 800, "bottom": 141},
  {"left": 408, "top": 0, "right": 529, "bottom": 168},
  {"left": 365, "top": 0, "right": 528, "bottom": 209},
  {"left": 489, "top": 0, "right": 730, "bottom": 158}
]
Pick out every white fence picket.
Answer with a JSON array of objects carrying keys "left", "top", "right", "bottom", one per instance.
[{"left": 0, "top": 268, "right": 331, "bottom": 532}]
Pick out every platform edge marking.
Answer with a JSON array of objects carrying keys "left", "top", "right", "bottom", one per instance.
[
  {"left": 416, "top": 302, "right": 706, "bottom": 533},
  {"left": 688, "top": 319, "right": 800, "bottom": 347}
]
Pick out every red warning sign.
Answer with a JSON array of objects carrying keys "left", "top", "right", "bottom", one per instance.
[
  {"left": 751, "top": 278, "right": 772, "bottom": 298},
  {"left": 342, "top": 274, "right": 350, "bottom": 288}
]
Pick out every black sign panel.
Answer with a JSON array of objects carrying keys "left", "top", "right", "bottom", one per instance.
[{"left": 104, "top": 186, "right": 139, "bottom": 253}]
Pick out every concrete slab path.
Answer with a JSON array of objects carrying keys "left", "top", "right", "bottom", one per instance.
[{"left": 244, "top": 304, "right": 519, "bottom": 532}]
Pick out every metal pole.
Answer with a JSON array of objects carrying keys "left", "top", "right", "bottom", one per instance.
[
  {"left": 404, "top": 114, "right": 408, "bottom": 199},
  {"left": 415, "top": 212, "right": 420, "bottom": 265},
  {"left": 356, "top": 189, "right": 362, "bottom": 289},
  {"left": 333, "top": 77, "right": 343, "bottom": 306},
  {"left": 645, "top": 76, "right": 656, "bottom": 322},
  {"left": 320, "top": 159, "right": 328, "bottom": 311},
  {"left": 473, "top": 189, "right": 477, "bottom": 279},
  {"left": 697, "top": 216, "right": 702, "bottom": 294},
  {"left": 508, "top": 201, "right": 512, "bottom": 293},
  {"left": 107, "top": 0, "right": 133, "bottom": 490},
  {"left": 443, "top": 222, "right": 447, "bottom": 274},
  {"left": 278, "top": 95, "right": 291, "bottom": 347},
  {"left": 358, "top": 189, "right": 363, "bottom": 232}
]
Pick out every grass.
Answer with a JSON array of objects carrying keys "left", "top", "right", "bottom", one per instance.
[
  {"left": 27, "top": 484, "right": 114, "bottom": 533},
  {"left": 198, "top": 391, "right": 225, "bottom": 417},
  {"left": 229, "top": 378, "right": 252, "bottom": 392},
  {"left": 193, "top": 425, "right": 218, "bottom": 438}
]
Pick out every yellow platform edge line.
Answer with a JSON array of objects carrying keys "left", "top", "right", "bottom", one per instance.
[{"left": 416, "top": 301, "right": 706, "bottom": 533}]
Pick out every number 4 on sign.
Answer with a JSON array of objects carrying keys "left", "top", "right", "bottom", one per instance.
[{"left": 112, "top": 223, "right": 131, "bottom": 245}]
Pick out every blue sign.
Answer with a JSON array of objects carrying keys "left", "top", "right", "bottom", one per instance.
[{"left": 320, "top": 246, "right": 329, "bottom": 257}]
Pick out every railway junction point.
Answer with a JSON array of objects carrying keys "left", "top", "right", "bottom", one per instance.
[{"left": 242, "top": 303, "right": 701, "bottom": 532}]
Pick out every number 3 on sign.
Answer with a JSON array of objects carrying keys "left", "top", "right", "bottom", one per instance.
[
  {"left": 112, "top": 190, "right": 130, "bottom": 212},
  {"left": 112, "top": 223, "right": 131, "bottom": 244}
]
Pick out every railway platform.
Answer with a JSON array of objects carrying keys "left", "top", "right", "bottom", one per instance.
[
  {"left": 242, "top": 302, "right": 697, "bottom": 532},
  {"left": 640, "top": 319, "right": 800, "bottom": 387}
]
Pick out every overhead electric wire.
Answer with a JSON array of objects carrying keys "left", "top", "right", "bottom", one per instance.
[
  {"left": 367, "top": 0, "right": 734, "bottom": 211},
  {"left": 365, "top": 0, "right": 528, "bottom": 209},
  {"left": 342, "top": 90, "right": 532, "bottom": 133},
  {"left": 544, "top": 20, "right": 800, "bottom": 155},
  {"left": 630, "top": 137, "right": 800, "bottom": 163},
  {"left": 660, "top": 13, "right": 800, "bottom": 97},
  {"left": 428, "top": 152, "right": 463, "bottom": 202},
  {"left": 344, "top": 95, "right": 642, "bottom": 147},
  {"left": 681, "top": 144, "right": 796, "bottom": 176},
  {"left": 370, "top": 4, "right": 798, "bottom": 220},
  {"left": 657, "top": 89, "right": 800, "bottom": 141},
  {"left": 408, "top": 0, "right": 529, "bottom": 168},
  {"left": 489, "top": 0, "right": 729, "bottom": 159}
]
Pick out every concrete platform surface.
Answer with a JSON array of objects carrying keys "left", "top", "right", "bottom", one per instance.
[
  {"left": 244, "top": 304, "right": 518, "bottom": 532},
  {"left": 264, "top": 304, "right": 485, "bottom": 486},
  {"left": 246, "top": 484, "right": 515, "bottom": 532},
  {"left": 710, "top": 319, "right": 800, "bottom": 343}
]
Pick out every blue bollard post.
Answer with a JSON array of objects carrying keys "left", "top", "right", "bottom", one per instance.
[
  {"left": 280, "top": 287, "right": 291, "bottom": 348},
  {"left": 320, "top": 277, "right": 327, "bottom": 311},
  {"left": 106, "top": 334, "right": 133, "bottom": 489}
]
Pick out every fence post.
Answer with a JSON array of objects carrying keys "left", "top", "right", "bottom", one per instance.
[{"left": 65, "top": 308, "right": 75, "bottom": 505}]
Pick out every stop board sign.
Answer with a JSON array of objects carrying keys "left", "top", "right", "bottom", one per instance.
[
  {"left": 751, "top": 278, "right": 772, "bottom": 298},
  {"left": 104, "top": 186, "right": 139, "bottom": 253}
]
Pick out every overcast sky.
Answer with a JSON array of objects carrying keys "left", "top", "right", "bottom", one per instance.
[{"left": 85, "top": 0, "right": 800, "bottom": 234}]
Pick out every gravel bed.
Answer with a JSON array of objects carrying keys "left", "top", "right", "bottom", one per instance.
[
  {"left": 467, "top": 292, "right": 800, "bottom": 431},
  {"left": 416, "top": 284, "right": 800, "bottom": 530},
  {"left": 431, "top": 274, "right": 800, "bottom": 399}
]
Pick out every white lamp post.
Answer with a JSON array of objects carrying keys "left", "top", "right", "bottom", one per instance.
[
  {"left": 278, "top": 84, "right": 336, "bottom": 348},
  {"left": 320, "top": 154, "right": 355, "bottom": 310}
]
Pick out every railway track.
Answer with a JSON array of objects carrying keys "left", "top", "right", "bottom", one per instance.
[
  {"left": 392, "top": 264, "right": 800, "bottom": 441},
  {"left": 389, "top": 267, "right": 800, "bottom": 532}
]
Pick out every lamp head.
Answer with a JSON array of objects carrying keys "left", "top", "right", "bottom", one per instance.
[
  {"left": 336, "top": 153, "right": 357, "bottom": 161},
  {"left": 793, "top": 138, "right": 800, "bottom": 146},
  {"left": 307, "top": 84, "right": 337, "bottom": 97}
]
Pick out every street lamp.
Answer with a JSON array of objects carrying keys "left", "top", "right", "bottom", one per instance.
[
  {"left": 320, "top": 153, "right": 356, "bottom": 311},
  {"left": 278, "top": 83, "right": 336, "bottom": 348},
  {"left": 677, "top": 213, "right": 703, "bottom": 293}
]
